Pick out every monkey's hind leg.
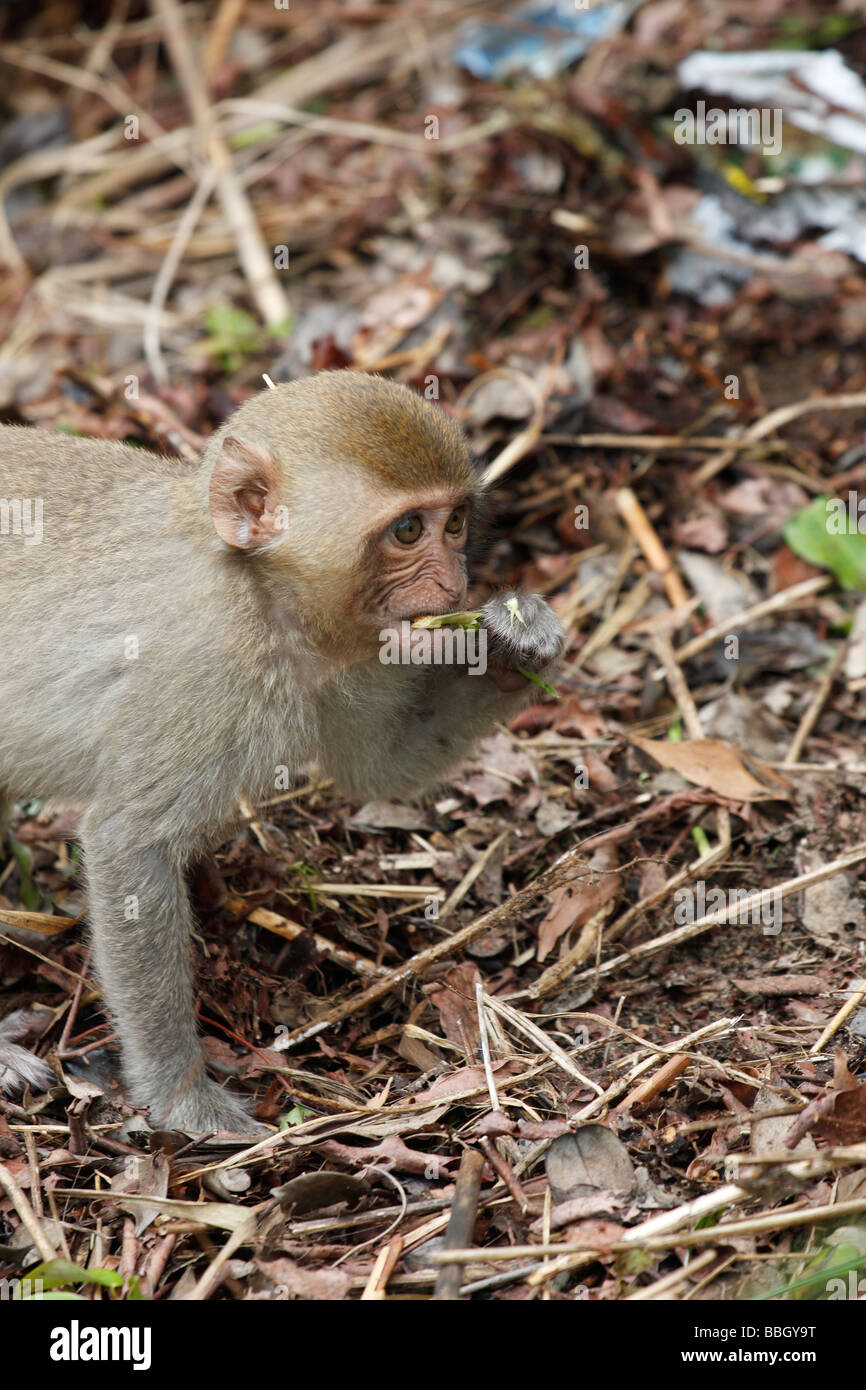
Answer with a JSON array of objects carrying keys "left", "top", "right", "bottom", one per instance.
[{"left": 82, "top": 812, "right": 266, "bottom": 1135}]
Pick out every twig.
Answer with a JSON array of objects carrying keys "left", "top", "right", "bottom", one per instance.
[
  {"left": 0, "top": 41, "right": 184, "bottom": 158},
  {"left": 440, "top": 832, "right": 507, "bottom": 923},
  {"left": 432, "top": 1148, "right": 486, "bottom": 1300},
  {"left": 57, "top": 969, "right": 87, "bottom": 1054},
  {"left": 613, "top": 1052, "right": 690, "bottom": 1114},
  {"left": 361, "top": 1237, "right": 404, "bottom": 1301},
  {"left": 203, "top": 0, "right": 244, "bottom": 79},
  {"left": 0, "top": 1162, "right": 58, "bottom": 1262},
  {"left": 143, "top": 1234, "right": 176, "bottom": 1298},
  {"left": 567, "top": 842, "right": 866, "bottom": 989},
  {"left": 428, "top": 1191, "right": 750, "bottom": 1267},
  {"left": 478, "top": 1136, "right": 530, "bottom": 1216},
  {"left": 572, "top": 574, "right": 652, "bottom": 669},
  {"left": 45, "top": 1188, "right": 71, "bottom": 1261},
  {"left": 567, "top": 1018, "right": 738, "bottom": 1126},
  {"left": 222, "top": 96, "right": 503, "bottom": 153},
  {"left": 543, "top": 433, "right": 788, "bottom": 453},
  {"left": 650, "top": 632, "right": 703, "bottom": 739},
  {"left": 661, "top": 575, "right": 830, "bottom": 672},
  {"left": 464, "top": 368, "right": 546, "bottom": 487},
  {"left": 626, "top": 1248, "right": 719, "bottom": 1300},
  {"left": 528, "top": 904, "right": 615, "bottom": 1001},
  {"left": 151, "top": 0, "right": 290, "bottom": 327},
  {"left": 784, "top": 645, "right": 845, "bottom": 765},
  {"left": 475, "top": 983, "right": 500, "bottom": 1113},
  {"left": 600, "top": 805, "right": 731, "bottom": 951},
  {"left": 248, "top": 907, "right": 388, "bottom": 979},
  {"left": 482, "top": 992, "right": 605, "bottom": 1093},
  {"left": 0, "top": 931, "right": 93, "bottom": 987},
  {"left": 695, "top": 391, "right": 866, "bottom": 486},
  {"left": 811, "top": 979, "right": 866, "bottom": 1055},
  {"left": 767, "top": 762, "right": 866, "bottom": 773},
  {"left": 23, "top": 1130, "right": 42, "bottom": 1219},
  {"left": 616, "top": 487, "right": 689, "bottom": 610},
  {"left": 143, "top": 166, "right": 218, "bottom": 384},
  {"left": 183, "top": 1218, "right": 257, "bottom": 1301},
  {"left": 334, "top": 1168, "right": 408, "bottom": 1268}
]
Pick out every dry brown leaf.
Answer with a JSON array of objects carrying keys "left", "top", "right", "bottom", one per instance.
[
  {"left": 803, "top": 1052, "right": 866, "bottom": 1146},
  {"left": 428, "top": 962, "right": 482, "bottom": 1057},
  {"left": 254, "top": 1258, "right": 351, "bottom": 1301},
  {"left": 273, "top": 1171, "right": 367, "bottom": 1215},
  {"left": 629, "top": 735, "right": 791, "bottom": 801},
  {"left": 537, "top": 845, "right": 621, "bottom": 962},
  {"left": 0, "top": 907, "right": 79, "bottom": 935}
]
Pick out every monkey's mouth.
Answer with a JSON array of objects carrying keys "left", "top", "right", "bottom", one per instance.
[{"left": 393, "top": 605, "right": 457, "bottom": 625}]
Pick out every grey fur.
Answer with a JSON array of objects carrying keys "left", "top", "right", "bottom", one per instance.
[{"left": 0, "top": 375, "right": 564, "bottom": 1133}]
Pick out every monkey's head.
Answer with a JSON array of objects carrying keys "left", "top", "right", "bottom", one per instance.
[{"left": 204, "top": 372, "right": 482, "bottom": 657}]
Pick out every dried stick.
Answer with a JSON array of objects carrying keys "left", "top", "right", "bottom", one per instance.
[
  {"left": 616, "top": 487, "right": 689, "bottom": 610},
  {"left": 811, "top": 979, "right": 866, "bottom": 1055},
  {"left": 626, "top": 1248, "right": 719, "bottom": 1300},
  {"left": 440, "top": 831, "right": 507, "bottom": 923},
  {"left": 547, "top": 433, "right": 788, "bottom": 453},
  {"left": 361, "top": 1236, "right": 404, "bottom": 1300},
  {"left": 203, "top": 0, "right": 244, "bottom": 79},
  {"left": 663, "top": 575, "right": 830, "bottom": 671},
  {"left": 569, "top": 1018, "right": 737, "bottom": 1126},
  {"left": 184, "top": 1220, "right": 256, "bottom": 1301},
  {"left": 248, "top": 906, "right": 388, "bottom": 979},
  {"left": 482, "top": 991, "right": 604, "bottom": 1094},
  {"left": 151, "top": 0, "right": 289, "bottom": 327},
  {"left": 696, "top": 390, "right": 866, "bottom": 485},
  {"left": 467, "top": 368, "right": 546, "bottom": 487},
  {"left": 528, "top": 904, "right": 614, "bottom": 1001},
  {"left": 478, "top": 1136, "right": 530, "bottom": 1215},
  {"left": 784, "top": 645, "right": 845, "bottom": 765},
  {"left": 432, "top": 1148, "right": 486, "bottom": 1300},
  {"left": 475, "top": 983, "right": 500, "bottom": 1113},
  {"left": 573, "top": 574, "right": 652, "bottom": 668},
  {"left": 0, "top": 1162, "right": 58, "bottom": 1262},
  {"left": 614, "top": 1052, "right": 690, "bottom": 1113},
  {"left": 568, "top": 842, "right": 866, "bottom": 989},
  {"left": 23, "top": 1129, "right": 42, "bottom": 1219},
  {"left": 600, "top": 805, "right": 731, "bottom": 951},
  {"left": 143, "top": 166, "right": 218, "bottom": 384},
  {"left": 650, "top": 632, "right": 703, "bottom": 739},
  {"left": 528, "top": 812, "right": 729, "bottom": 1001}
]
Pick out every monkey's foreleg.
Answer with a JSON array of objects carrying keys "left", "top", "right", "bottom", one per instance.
[{"left": 82, "top": 816, "right": 262, "bottom": 1134}]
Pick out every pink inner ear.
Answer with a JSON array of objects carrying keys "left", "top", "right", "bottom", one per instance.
[{"left": 209, "top": 436, "right": 281, "bottom": 550}]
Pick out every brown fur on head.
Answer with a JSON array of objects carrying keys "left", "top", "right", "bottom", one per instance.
[
  {"left": 204, "top": 372, "right": 477, "bottom": 494},
  {"left": 206, "top": 372, "right": 482, "bottom": 655}
]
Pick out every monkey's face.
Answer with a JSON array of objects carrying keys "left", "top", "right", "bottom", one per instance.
[
  {"left": 359, "top": 491, "right": 472, "bottom": 629},
  {"left": 205, "top": 374, "right": 483, "bottom": 661}
]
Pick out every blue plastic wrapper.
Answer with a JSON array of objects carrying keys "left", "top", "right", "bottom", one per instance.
[{"left": 454, "top": 1, "right": 632, "bottom": 81}]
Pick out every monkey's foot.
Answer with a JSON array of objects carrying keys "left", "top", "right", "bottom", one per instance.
[{"left": 156, "top": 1083, "right": 269, "bottom": 1138}]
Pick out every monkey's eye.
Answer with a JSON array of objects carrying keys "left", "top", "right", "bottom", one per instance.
[
  {"left": 445, "top": 506, "right": 467, "bottom": 536},
  {"left": 393, "top": 514, "right": 422, "bottom": 545}
]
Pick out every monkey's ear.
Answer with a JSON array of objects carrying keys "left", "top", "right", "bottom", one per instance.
[{"left": 209, "top": 436, "right": 283, "bottom": 550}]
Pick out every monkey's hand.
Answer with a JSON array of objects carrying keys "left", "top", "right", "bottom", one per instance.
[{"left": 482, "top": 591, "right": 566, "bottom": 692}]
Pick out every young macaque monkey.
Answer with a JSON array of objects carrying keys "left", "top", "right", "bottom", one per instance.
[{"left": 0, "top": 373, "right": 564, "bottom": 1133}]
